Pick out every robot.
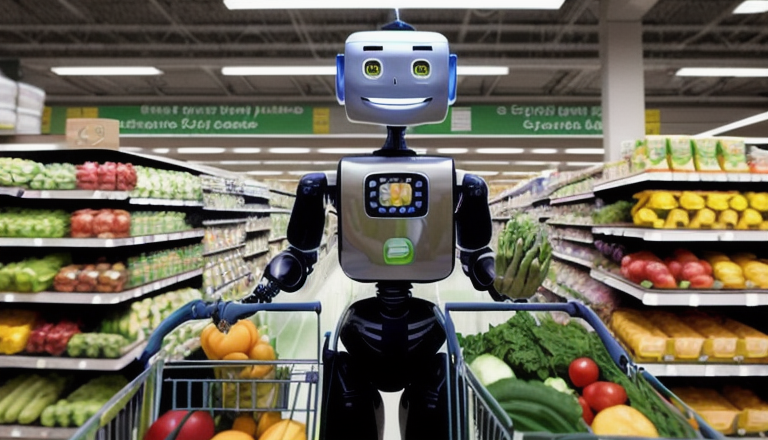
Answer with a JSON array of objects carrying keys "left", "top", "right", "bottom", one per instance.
[{"left": 241, "top": 20, "right": 505, "bottom": 440}]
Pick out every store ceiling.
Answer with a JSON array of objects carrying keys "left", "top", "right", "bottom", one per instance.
[{"left": 2, "top": 0, "right": 767, "bottom": 181}]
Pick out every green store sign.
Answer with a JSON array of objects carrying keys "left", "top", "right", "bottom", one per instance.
[{"left": 45, "top": 104, "right": 605, "bottom": 136}]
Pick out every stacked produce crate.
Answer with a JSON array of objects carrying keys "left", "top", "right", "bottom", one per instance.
[{"left": 487, "top": 136, "right": 768, "bottom": 438}]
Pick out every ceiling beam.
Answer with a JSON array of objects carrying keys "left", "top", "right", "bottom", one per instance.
[
  {"left": 553, "top": 0, "right": 594, "bottom": 44},
  {"left": 54, "top": 0, "right": 94, "bottom": 23},
  {"left": 601, "top": 0, "right": 660, "bottom": 21}
]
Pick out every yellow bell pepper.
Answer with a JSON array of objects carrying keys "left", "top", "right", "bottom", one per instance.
[
  {"left": 730, "top": 194, "right": 749, "bottom": 211},
  {"left": 633, "top": 208, "right": 665, "bottom": 228},
  {"left": 0, "top": 310, "right": 37, "bottom": 355},
  {"left": 647, "top": 191, "right": 678, "bottom": 210},
  {"left": 663, "top": 209, "right": 690, "bottom": 229},
  {"left": 631, "top": 191, "right": 653, "bottom": 217},
  {"left": 746, "top": 192, "right": 768, "bottom": 212},
  {"left": 679, "top": 191, "right": 706, "bottom": 210},
  {"left": 707, "top": 193, "right": 733, "bottom": 211},
  {"left": 713, "top": 261, "right": 746, "bottom": 289},
  {"left": 736, "top": 209, "right": 763, "bottom": 230},
  {"left": 689, "top": 208, "right": 716, "bottom": 229},
  {"left": 718, "top": 209, "right": 739, "bottom": 229},
  {"left": 741, "top": 261, "right": 768, "bottom": 289}
]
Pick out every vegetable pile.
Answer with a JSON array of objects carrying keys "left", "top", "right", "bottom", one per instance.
[
  {"left": 494, "top": 214, "right": 551, "bottom": 299},
  {"left": 0, "top": 254, "right": 71, "bottom": 293},
  {"left": 546, "top": 261, "right": 620, "bottom": 320},
  {"left": 459, "top": 311, "right": 697, "bottom": 438},
  {"left": 71, "top": 209, "right": 131, "bottom": 238},
  {"left": 132, "top": 166, "right": 202, "bottom": 201},
  {"left": 672, "top": 386, "right": 768, "bottom": 435},
  {"left": 26, "top": 320, "right": 81, "bottom": 356},
  {"left": 29, "top": 163, "right": 77, "bottom": 190},
  {"left": 592, "top": 200, "right": 634, "bottom": 225},
  {"left": 54, "top": 262, "right": 127, "bottom": 293},
  {"left": 40, "top": 375, "right": 127, "bottom": 427},
  {"left": 76, "top": 161, "right": 137, "bottom": 191},
  {"left": 632, "top": 190, "right": 768, "bottom": 230},
  {"left": 0, "top": 209, "right": 70, "bottom": 238},
  {"left": 0, "top": 158, "right": 44, "bottom": 188}
]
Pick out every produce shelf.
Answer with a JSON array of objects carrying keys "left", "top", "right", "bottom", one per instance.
[
  {"left": 549, "top": 192, "right": 595, "bottom": 205},
  {"left": 269, "top": 236, "right": 287, "bottom": 243},
  {"left": 0, "top": 187, "right": 131, "bottom": 200},
  {"left": 590, "top": 268, "right": 768, "bottom": 306},
  {"left": 0, "top": 425, "right": 77, "bottom": 439},
  {"left": 546, "top": 220, "right": 594, "bottom": 228},
  {"left": 202, "top": 218, "right": 248, "bottom": 226},
  {"left": 592, "top": 226, "right": 768, "bottom": 242},
  {"left": 269, "top": 188, "right": 296, "bottom": 197},
  {"left": 1, "top": 268, "right": 203, "bottom": 304},
  {"left": 269, "top": 208, "right": 292, "bottom": 214},
  {"left": 552, "top": 234, "right": 594, "bottom": 245},
  {"left": 551, "top": 250, "right": 593, "bottom": 269},
  {"left": 541, "top": 279, "right": 579, "bottom": 301},
  {"left": 129, "top": 198, "right": 204, "bottom": 207},
  {"left": 0, "top": 341, "right": 146, "bottom": 370},
  {"left": 0, "top": 187, "right": 24, "bottom": 197},
  {"left": 593, "top": 171, "right": 766, "bottom": 192},
  {"left": 203, "top": 206, "right": 273, "bottom": 213},
  {"left": 0, "top": 230, "right": 205, "bottom": 248},
  {"left": 639, "top": 363, "right": 768, "bottom": 377},
  {"left": 246, "top": 226, "right": 271, "bottom": 234},
  {"left": 243, "top": 248, "right": 269, "bottom": 259},
  {"left": 202, "top": 242, "right": 245, "bottom": 257}
]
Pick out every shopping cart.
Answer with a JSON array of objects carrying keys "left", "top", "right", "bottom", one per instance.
[
  {"left": 443, "top": 301, "right": 724, "bottom": 440},
  {"left": 69, "top": 300, "right": 322, "bottom": 440}
]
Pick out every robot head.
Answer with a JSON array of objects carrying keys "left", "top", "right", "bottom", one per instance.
[{"left": 336, "top": 31, "right": 458, "bottom": 127}]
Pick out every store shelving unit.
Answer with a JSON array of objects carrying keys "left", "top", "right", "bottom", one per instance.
[
  {"left": 549, "top": 192, "right": 595, "bottom": 205},
  {"left": 639, "top": 363, "right": 768, "bottom": 377},
  {"left": 0, "top": 342, "right": 146, "bottom": 371},
  {"left": 0, "top": 230, "right": 204, "bottom": 248},
  {"left": 0, "top": 425, "right": 77, "bottom": 440},
  {"left": 551, "top": 250, "right": 593, "bottom": 269},
  {"left": 593, "top": 226, "right": 768, "bottom": 242}
]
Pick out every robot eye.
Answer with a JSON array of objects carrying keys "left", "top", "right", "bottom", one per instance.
[
  {"left": 363, "top": 59, "right": 382, "bottom": 79},
  {"left": 412, "top": 60, "right": 430, "bottom": 78}
]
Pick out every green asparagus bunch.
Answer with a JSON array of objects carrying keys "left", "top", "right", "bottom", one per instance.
[{"left": 494, "top": 214, "right": 552, "bottom": 299}]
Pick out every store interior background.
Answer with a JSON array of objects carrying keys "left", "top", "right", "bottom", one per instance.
[{"left": 1, "top": 1, "right": 768, "bottom": 439}]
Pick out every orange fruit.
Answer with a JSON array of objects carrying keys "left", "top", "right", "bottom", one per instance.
[{"left": 232, "top": 414, "right": 258, "bottom": 437}]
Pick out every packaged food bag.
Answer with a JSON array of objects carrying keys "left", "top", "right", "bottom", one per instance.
[
  {"left": 667, "top": 136, "right": 696, "bottom": 171},
  {"left": 633, "top": 136, "right": 669, "bottom": 171},
  {"left": 692, "top": 138, "right": 721, "bottom": 171},
  {"left": 718, "top": 138, "right": 750, "bottom": 172},
  {"left": 748, "top": 146, "right": 768, "bottom": 173}
]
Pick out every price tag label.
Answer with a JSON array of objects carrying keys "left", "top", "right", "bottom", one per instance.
[
  {"left": 688, "top": 294, "right": 701, "bottom": 307},
  {"left": 721, "top": 231, "right": 734, "bottom": 241},
  {"left": 745, "top": 293, "right": 759, "bottom": 307},
  {"left": 739, "top": 365, "right": 750, "bottom": 376},
  {"left": 4, "top": 294, "right": 14, "bottom": 302},
  {"left": 91, "top": 295, "right": 102, "bottom": 304},
  {"left": 33, "top": 238, "right": 43, "bottom": 246},
  {"left": 10, "top": 427, "right": 21, "bottom": 438},
  {"left": 78, "top": 360, "right": 88, "bottom": 370},
  {"left": 36, "top": 359, "right": 46, "bottom": 369},
  {"left": 705, "top": 365, "right": 716, "bottom": 377},
  {"left": 667, "top": 365, "right": 678, "bottom": 376},
  {"left": 104, "top": 239, "right": 114, "bottom": 247},
  {"left": 646, "top": 232, "right": 662, "bottom": 241}
]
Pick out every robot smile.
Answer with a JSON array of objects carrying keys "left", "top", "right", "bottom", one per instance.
[{"left": 361, "top": 97, "right": 433, "bottom": 110}]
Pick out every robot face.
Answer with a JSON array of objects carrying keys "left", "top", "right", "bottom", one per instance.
[{"left": 336, "top": 31, "right": 458, "bottom": 127}]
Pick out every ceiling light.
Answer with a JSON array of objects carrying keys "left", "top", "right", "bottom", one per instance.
[
  {"left": 264, "top": 161, "right": 313, "bottom": 165},
  {"left": 503, "top": 171, "right": 537, "bottom": 176},
  {"left": 734, "top": 0, "right": 768, "bottom": 14},
  {"left": 676, "top": 67, "right": 768, "bottom": 77},
  {"left": 247, "top": 171, "right": 283, "bottom": 176},
  {"left": 437, "top": 148, "right": 468, "bottom": 154},
  {"left": 222, "top": 66, "right": 336, "bottom": 76},
  {"left": 530, "top": 148, "right": 557, "bottom": 154},
  {"left": 456, "top": 66, "right": 509, "bottom": 76},
  {"left": 698, "top": 111, "right": 768, "bottom": 137},
  {"left": 566, "top": 161, "right": 602, "bottom": 166},
  {"left": 120, "top": 147, "right": 143, "bottom": 152},
  {"left": 51, "top": 67, "right": 163, "bottom": 76},
  {"left": 565, "top": 148, "right": 605, "bottom": 155},
  {"left": 152, "top": 148, "right": 170, "bottom": 154},
  {"left": 513, "top": 161, "right": 553, "bottom": 166},
  {"left": 461, "top": 161, "right": 509, "bottom": 165},
  {"left": 318, "top": 148, "right": 376, "bottom": 154},
  {"left": 232, "top": 148, "right": 261, "bottom": 154},
  {"left": 268, "top": 147, "right": 311, "bottom": 154},
  {"left": 468, "top": 171, "right": 500, "bottom": 176},
  {"left": 477, "top": 148, "right": 524, "bottom": 154},
  {"left": 177, "top": 147, "right": 226, "bottom": 154},
  {"left": 225, "top": 0, "right": 565, "bottom": 9}
]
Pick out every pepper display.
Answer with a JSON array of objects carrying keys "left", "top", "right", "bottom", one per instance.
[{"left": 0, "top": 310, "right": 37, "bottom": 355}]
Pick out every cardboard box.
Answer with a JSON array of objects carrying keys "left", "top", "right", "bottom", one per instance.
[{"left": 65, "top": 118, "right": 120, "bottom": 149}]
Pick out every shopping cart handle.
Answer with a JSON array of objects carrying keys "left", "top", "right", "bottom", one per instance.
[
  {"left": 216, "top": 301, "right": 322, "bottom": 326},
  {"left": 138, "top": 299, "right": 217, "bottom": 366}
]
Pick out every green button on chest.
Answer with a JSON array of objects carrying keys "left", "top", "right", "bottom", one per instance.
[{"left": 383, "top": 238, "right": 414, "bottom": 265}]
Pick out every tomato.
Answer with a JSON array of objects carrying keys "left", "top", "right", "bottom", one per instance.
[
  {"left": 144, "top": 410, "right": 215, "bottom": 440},
  {"left": 568, "top": 358, "right": 599, "bottom": 388},
  {"left": 582, "top": 381, "right": 628, "bottom": 412},
  {"left": 578, "top": 396, "right": 594, "bottom": 425}
]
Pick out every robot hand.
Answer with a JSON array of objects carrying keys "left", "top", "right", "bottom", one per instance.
[
  {"left": 459, "top": 247, "right": 510, "bottom": 302},
  {"left": 241, "top": 246, "right": 317, "bottom": 303}
]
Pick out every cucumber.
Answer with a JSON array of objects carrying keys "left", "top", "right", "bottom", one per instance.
[
  {"left": 0, "top": 375, "right": 39, "bottom": 421},
  {"left": 487, "top": 378, "right": 582, "bottom": 424},
  {"left": 500, "top": 400, "right": 581, "bottom": 434},
  {"left": 500, "top": 238, "right": 524, "bottom": 294},
  {"left": 0, "top": 375, "right": 30, "bottom": 403},
  {"left": 18, "top": 376, "right": 66, "bottom": 425},
  {"left": 3, "top": 376, "right": 48, "bottom": 423}
]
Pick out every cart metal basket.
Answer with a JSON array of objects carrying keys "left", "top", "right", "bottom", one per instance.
[
  {"left": 69, "top": 301, "right": 322, "bottom": 440},
  {"left": 443, "top": 301, "right": 724, "bottom": 440}
]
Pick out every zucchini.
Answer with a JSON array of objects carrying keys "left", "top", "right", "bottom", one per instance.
[
  {"left": 500, "top": 400, "right": 580, "bottom": 434},
  {"left": 0, "top": 375, "right": 39, "bottom": 421},
  {"left": 487, "top": 378, "right": 582, "bottom": 424},
  {"left": 3, "top": 376, "right": 48, "bottom": 423},
  {"left": 17, "top": 376, "right": 66, "bottom": 425},
  {"left": 0, "top": 375, "right": 29, "bottom": 403}
]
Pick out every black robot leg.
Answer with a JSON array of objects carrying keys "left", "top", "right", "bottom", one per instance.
[
  {"left": 400, "top": 353, "right": 449, "bottom": 440},
  {"left": 321, "top": 348, "right": 383, "bottom": 440}
]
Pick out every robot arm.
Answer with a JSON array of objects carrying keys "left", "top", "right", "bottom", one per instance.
[
  {"left": 242, "top": 172, "right": 331, "bottom": 303},
  {"left": 455, "top": 172, "right": 507, "bottom": 302}
]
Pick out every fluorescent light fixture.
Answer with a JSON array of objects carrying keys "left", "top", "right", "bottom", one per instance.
[
  {"left": 51, "top": 66, "right": 163, "bottom": 76},
  {"left": 461, "top": 161, "right": 509, "bottom": 165},
  {"left": 734, "top": 0, "right": 768, "bottom": 14},
  {"left": 457, "top": 66, "right": 509, "bottom": 76},
  {"left": 698, "top": 110, "right": 768, "bottom": 137},
  {"left": 222, "top": 66, "right": 336, "bottom": 76},
  {"left": 503, "top": 171, "right": 537, "bottom": 176},
  {"left": 218, "top": 160, "right": 261, "bottom": 165},
  {"left": 152, "top": 148, "right": 170, "bottom": 154},
  {"left": 437, "top": 148, "right": 468, "bottom": 154},
  {"left": 513, "top": 161, "right": 552, "bottom": 166},
  {"left": 0, "top": 143, "right": 63, "bottom": 151},
  {"left": 247, "top": 170, "right": 283, "bottom": 176},
  {"left": 530, "top": 148, "right": 557, "bottom": 154},
  {"left": 318, "top": 148, "right": 376, "bottom": 154},
  {"left": 477, "top": 148, "right": 524, "bottom": 154},
  {"left": 264, "top": 161, "right": 313, "bottom": 165},
  {"left": 225, "top": 0, "right": 565, "bottom": 9},
  {"left": 565, "top": 148, "right": 605, "bottom": 155},
  {"left": 467, "top": 171, "right": 499, "bottom": 176},
  {"left": 676, "top": 67, "right": 768, "bottom": 77},
  {"left": 232, "top": 147, "right": 261, "bottom": 154},
  {"left": 566, "top": 161, "right": 602, "bottom": 166},
  {"left": 177, "top": 147, "right": 226, "bottom": 154},
  {"left": 119, "top": 147, "right": 143, "bottom": 152},
  {"left": 268, "top": 147, "right": 311, "bottom": 154}
]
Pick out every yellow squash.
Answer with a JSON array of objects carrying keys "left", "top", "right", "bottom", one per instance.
[
  {"left": 690, "top": 208, "right": 716, "bottom": 229},
  {"left": 591, "top": 405, "right": 659, "bottom": 438}
]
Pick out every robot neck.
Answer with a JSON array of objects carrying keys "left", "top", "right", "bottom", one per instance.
[
  {"left": 375, "top": 126, "right": 416, "bottom": 157},
  {"left": 376, "top": 281, "right": 413, "bottom": 310}
]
